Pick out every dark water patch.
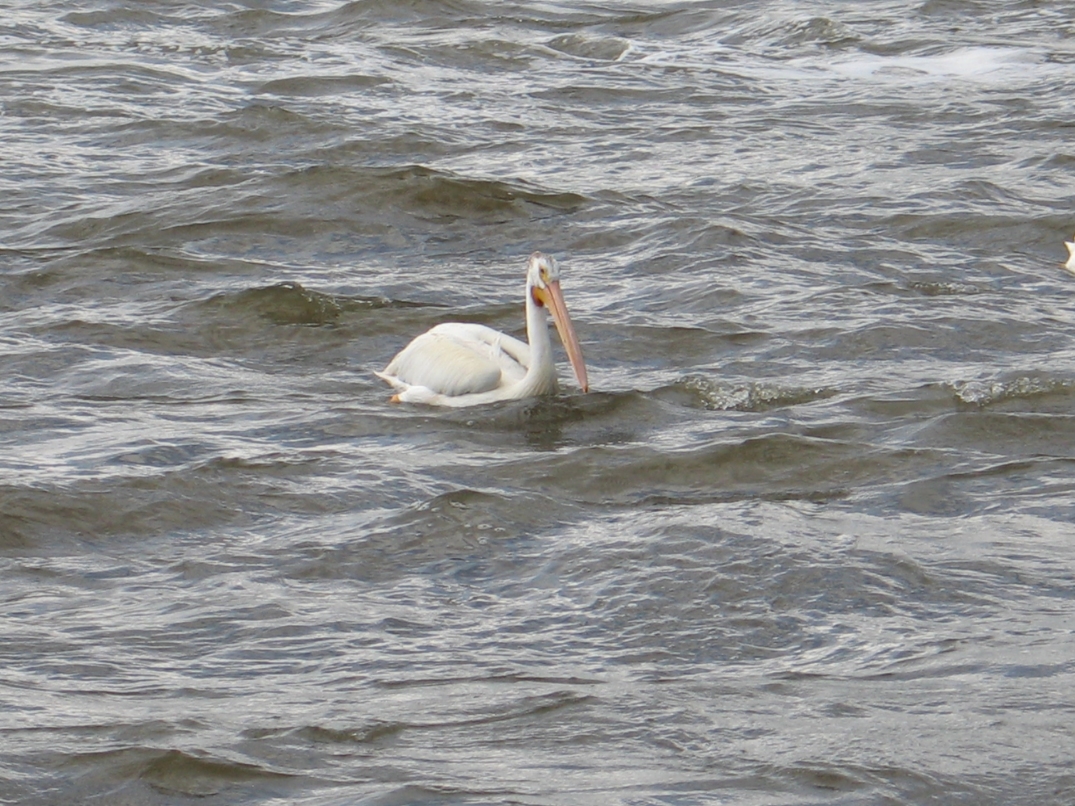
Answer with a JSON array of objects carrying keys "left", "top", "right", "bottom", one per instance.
[
  {"left": 546, "top": 33, "right": 630, "bottom": 62},
  {"left": 412, "top": 38, "right": 551, "bottom": 72},
  {"left": 509, "top": 432, "right": 944, "bottom": 507},
  {"left": 304, "top": 131, "right": 458, "bottom": 165},
  {"left": 256, "top": 73, "right": 392, "bottom": 97},
  {"left": 777, "top": 17, "right": 861, "bottom": 50},
  {"left": 1, "top": 61, "right": 204, "bottom": 96},
  {"left": 13, "top": 245, "right": 245, "bottom": 292},
  {"left": 815, "top": 316, "right": 1064, "bottom": 363},
  {"left": 375, "top": 671, "right": 605, "bottom": 689},
  {"left": 0, "top": 339, "right": 102, "bottom": 392},
  {"left": 21, "top": 744, "right": 304, "bottom": 805},
  {"left": 766, "top": 762, "right": 962, "bottom": 804},
  {"left": 367, "top": 387, "right": 672, "bottom": 454},
  {"left": 579, "top": 324, "right": 751, "bottom": 377},
  {"left": 910, "top": 455, "right": 1033, "bottom": 514},
  {"left": 200, "top": 282, "right": 343, "bottom": 326},
  {"left": 24, "top": 315, "right": 325, "bottom": 368},
  {"left": 49, "top": 350, "right": 263, "bottom": 400},
  {"left": 124, "top": 164, "right": 594, "bottom": 247},
  {"left": 917, "top": 0, "right": 997, "bottom": 21},
  {"left": 58, "top": 6, "right": 193, "bottom": 31},
  {"left": 370, "top": 165, "right": 588, "bottom": 222},
  {"left": 219, "top": 101, "right": 348, "bottom": 138},
  {"left": 1030, "top": 152, "right": 1075, "bottom": 173},
  {"left": 332, "top": 0, "right": 490, "bottom": 28},
  {"left": 849, "top": 382, "right": 960, "bottom": 419},
  {"left": 139, "top": 748, "right": 296, "bottom": 796},
  {"left": 603, "top": 5, "right": 734, "bottom": 38},
  {"left": 194, "top": 451, "right": 340, "bottom": 476},
  {"left": 30, "top": 193, "right": 342, "bottom": 255},
  {"left": 351, "top": 690, "right": 593, "bottom": 733},
  {"left": 529, "top": 81, "right": 700, "bottom": 110},
  {"left": 286, "top": 488, "right": 569, "bottom": 583},
  {"left": 369, "top": 388, "right": 659, "bottom": 452},
  {"left": 0, "top": 444, "right": 353, "bottom": 546},
  {"left": 452, "top": 394, "right": 603, "bottom": 451},
  {"left": 204, "top": 3, "right": 360, "bottom": 41},
  {"left": 529, "top": 514, "right": 998, "bottom": 673},
  {"left": 725, "top": 14, "right": 862, "bottom": 51},
  {"left": 288, "top": 720, "right": 405, "bottom": 745},
  {"left": 0, "top": 479, "right": 247, "bottom": 545},
  {"left": 913, "top": 410, "right": 1075, "bottom": 458},
  {"left": 885, "top": 211, "right": 1058, "bottom": 254},
  {"left": 903, "top": 278, "right": 986, "bottom": 296}
]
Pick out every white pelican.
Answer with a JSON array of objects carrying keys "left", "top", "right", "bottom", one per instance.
[
  {"left": 375, "top": 252, "right": 589, "bottom": 406},
  {"left": 1065, "top": 235, "right": 1075, "bottom": 273}
]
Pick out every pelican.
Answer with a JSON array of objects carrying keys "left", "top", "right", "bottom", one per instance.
[
  {"left": 1065, "top": 235, "right": 1075, "bottom": 273},
  {"left": 375, "top": 252, "right": 589, "bottom": 406}
]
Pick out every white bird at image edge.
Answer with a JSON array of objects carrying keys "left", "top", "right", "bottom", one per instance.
[
  {"left": 1066, "top": 235, "right": 1075, "bottom": 273},
  {"left": 376, "top": 252, "right": 589, "bottom": 407}
]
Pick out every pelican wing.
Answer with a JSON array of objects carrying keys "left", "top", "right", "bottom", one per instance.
[{"left": 381, "top": 323, "right": 530, "bottom": 397}]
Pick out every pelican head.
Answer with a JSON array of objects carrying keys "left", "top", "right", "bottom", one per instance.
[{"left": 526, "top": 252, "right": 589, "bottom": 392}]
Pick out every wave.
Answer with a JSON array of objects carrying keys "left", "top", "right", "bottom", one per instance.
[{"left": 949, "top": 374, "right": 1075, "bottom": 407}]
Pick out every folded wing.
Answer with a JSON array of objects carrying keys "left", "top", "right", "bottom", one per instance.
[{"left": 379, "top": 323, "right": 531, "bottom": 397}]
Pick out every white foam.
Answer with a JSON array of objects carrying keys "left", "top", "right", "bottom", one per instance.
[
  {"left": 626, "top": 37, "right": 1065, "bottom": 88},
  {"left": 822, "top": 46, "right": 1045, "bottom": 83}
]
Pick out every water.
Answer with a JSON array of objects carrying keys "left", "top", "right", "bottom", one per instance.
[{"left": 3, "top": 1, "right": 1075, "bottom": 803}]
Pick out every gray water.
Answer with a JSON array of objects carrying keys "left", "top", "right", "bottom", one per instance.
[{"left": 3, "top": 1, "right": 1075, "bottom": 804}]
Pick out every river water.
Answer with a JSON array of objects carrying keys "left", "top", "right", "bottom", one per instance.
[{"left": 3, "top": 1, "right": 1075, "bottom": 804}]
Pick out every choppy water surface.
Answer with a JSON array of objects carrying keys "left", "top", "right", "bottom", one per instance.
[{"left": 3, "top": 1, "right": 1075, "bottom": 803}]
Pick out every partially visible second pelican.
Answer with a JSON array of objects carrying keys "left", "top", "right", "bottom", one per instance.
[
  {"left": 1065, "top": 235, "right": 1075, "bottom": 273},
  {"left": 376, "top": 252, "right": 589, "bottom": 407}
]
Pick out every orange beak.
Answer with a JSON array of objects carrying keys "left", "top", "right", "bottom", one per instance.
[{"left": 535, "top": 279, "right": 589, "bottom": 392}]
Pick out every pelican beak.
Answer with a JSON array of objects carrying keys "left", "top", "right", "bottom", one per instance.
[{"left": 535, "top": 279, "right": 589, "bottom": 392}]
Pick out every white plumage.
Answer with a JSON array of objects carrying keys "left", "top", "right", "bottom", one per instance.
[{"left": 376, "top": 252, "right": 588, "bottom": 407}]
